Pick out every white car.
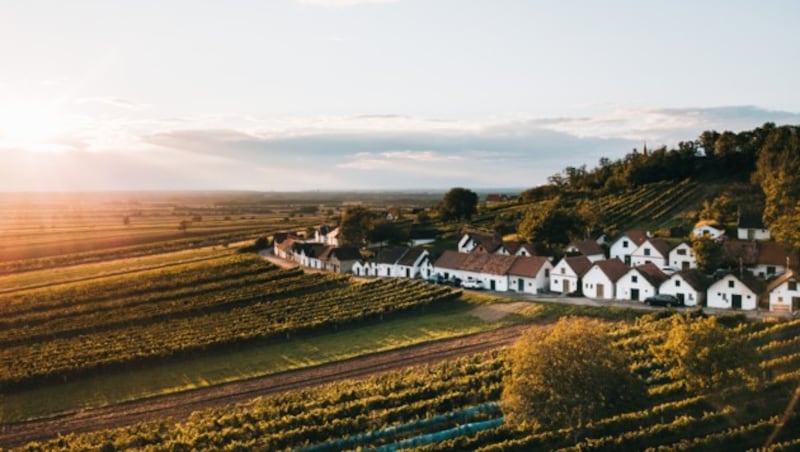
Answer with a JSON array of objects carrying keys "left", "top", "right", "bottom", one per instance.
[{"left": 461, "top": 279, "right": 484, "bottom": 289}]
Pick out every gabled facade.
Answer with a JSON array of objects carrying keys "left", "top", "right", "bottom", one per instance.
[
  {"left": 616, "top": 263, "right": 668, "bottom": 302},
  {"left": 751, "top": 241, "right": 797, "bottom": 279},
  {"left": 565, "top": 240, "right": 605, "bottom": 263},
  {"left": 457, "top": 232, "right": 502, "bottom": 254},
  {"left": 433, "top": 250, "right": 516, "bottom": 291},
  {"left": 767, "top": 270, "right": 800, "bottom": 313},
  {"left": 507, "top": 256, "right": 553, "bottom": 294},
  {"left": 582, "top": 258, "right": 629, "bottom": 300},
  {"left": 668, "top": 242, "right": 697, "bottom": 271},
  {"left": 314, "top": 225, "right": 340, "bottom": 247},
  {"left": 659, "top": 269, "right": 711, "bottom": 307},
  {"left": 630, "top": 238, "right": 672, "bottom": 269},
  {"left": 395, "top": 248, "right": 431, "bottom": 279},
  {"left": 609, "top": 230, "right": 649, "bottom": 266},
  {"left": 324, "top": 247, "right": 362, "bottom": 274},
  {"left": 706, "top": 274, "right": 762, "bottom": 310},
  {"left": 549, "top": 256, "right": 592, "bottom": 295}
]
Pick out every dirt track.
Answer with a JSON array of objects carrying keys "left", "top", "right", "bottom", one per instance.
[{"left": 0, "top": 325, "right": 527, "bottom": 449}]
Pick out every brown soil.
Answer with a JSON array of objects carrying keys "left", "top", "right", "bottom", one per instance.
[
  {"left": 469, "top": 301, "right": 532, "bottom": 322},
  {"left": 0, "top": 325, "right": 527, "bottom": 449}
]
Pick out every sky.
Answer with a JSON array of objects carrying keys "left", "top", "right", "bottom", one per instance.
[{"left": 0, "top": 0, "right": 798, "bottom": 191}]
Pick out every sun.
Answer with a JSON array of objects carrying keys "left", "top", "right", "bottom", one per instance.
[{"left": 0, "top": 103, "right": 69, "bottom": 152}]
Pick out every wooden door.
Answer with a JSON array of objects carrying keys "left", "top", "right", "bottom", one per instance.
[{"left": 597, "top": 284, "right": 605, "bottom": 298}]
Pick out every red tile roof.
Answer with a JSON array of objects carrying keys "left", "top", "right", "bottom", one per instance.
[
  {"left": 592, "top": 258, "right": 629, "bottom": 283},
  {"left": 634, "top": 263, "right": 668, "bottom": 287},
  {"left": 564, "top": 255, "right": 593, "bottom": 277},
  {"left": 647, "top": 238, "right": 673, "bottom": 257},
  {"left": 757, "top": 241, "right": 798, "bottom": 266},
  {"left": 567, "top": 239, "right": 604, "bottom": 256}
]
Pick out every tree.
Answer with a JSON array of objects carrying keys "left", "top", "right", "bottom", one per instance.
[
  {"left": 691, "top": 236, "right": 722, "bottom": 273},
  {"left": 651, "top": 314, "right": 759, "bottom": 392},
  {"left": 438, "top": 188, "right": 478, "bottom": 222},
  {"left": 517, "top": 198, "right": 585, "bottom": 248},
  {"left": 339, "top": 206, "right": 376, "bottom": 247},
  {"left": 502, "top": 317, "right": 646, "bottom": 432},
  {"left": 177, "top": 220, "right": 190, "bottom": 234}
]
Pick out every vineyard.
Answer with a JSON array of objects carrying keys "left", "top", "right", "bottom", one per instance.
[
  {"left": 19, "top": 313, "right": 800, "bottom": 451},
  {"left": 0, "top": 254, "right": 458, "bottom": 392}
]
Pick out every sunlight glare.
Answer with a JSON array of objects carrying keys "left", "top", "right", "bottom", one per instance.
[{"left": 0, "top": 103, "right": 69, "bottom": 152}]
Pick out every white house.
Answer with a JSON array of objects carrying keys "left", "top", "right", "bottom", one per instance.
[
  {"left": 751, "top": 241, "right": 797, "bottom": 279},
  {"left": 408, "top": 229, "right": 437, "bottom": 247},
  {"left": 352, "top": 260, "right": 374, "bottom": 277},
  {"left": 274, "top": 237, "right": 298, "bottom": 260},
  {"left": 457, "top": 232, "right": 502, "bottom": 254},
  {"left": 737, "top": 212, "right": 771, "bottom": 241},
  {"left": 508, "top": 256, "right": 552, "bottom": 294},
  {"left": 658, "top": 269, "right": 711, "bottom": 307},
  {"left": 295, "top": 243, "right": 331, "bottom": 270},
  {"left": 323, "top": 247, "right": 362, "bottom": 274},
  {"left": 395, "top": 248, "right": 431, "bottom": 279},
  {"left": 505, "top": 242, "right": 538, "bottom": 257},
  {"left": 565, "top": 240, "right": 606, "bottom": 263},
  {"left": 549, "top": 256, "right": 593, "bottom": 295},
  {"left": 433, "top": 250, "right": 516, "bottom": 292},
  {"left": 314, "top": 225, "right": 340, "bottom": 247},
  {"left": 767, "top": 270, "right": 800, "bottom": 313},
  {"left": 692, "top": 221, "right": 725, "bottom": 241},
  {"left": 668, "top": 242, "right": 697, "bottom": 271},
  {"left": 616, "top": 263, "right": 668, "bottom": 302},
  {"left": 630, "top": 238, "right": 672, "bottom": 269},
  {"left": 371, "top": 247, "right": 415, "bottom": 277},
  {"left": 706, "top": 273, "right": 763, "bottom": 310},
  {"left": 609, "top": 230, "right": 649, "bottom": 266},
  {"left": 582, "top": 258, "right": 629, "bottom": 300}
]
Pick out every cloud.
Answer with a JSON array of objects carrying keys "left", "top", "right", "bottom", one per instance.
[
  {"left": 298, "top": 0, "right": 399, "bottom": 6},
  {"left": 75, "top": 97, "right": 148, "bottom": 111}
]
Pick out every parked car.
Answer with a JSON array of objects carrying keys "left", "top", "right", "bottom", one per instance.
[
  {"left": 660, "top": 266, "right": 678, "bottom": 275},
  {"left": 461, "top": 279, "right": 484, "bottom": 290},
  {"left": 643, "top": 294, "right": 682, "bottom": 307},
  {"left": 427, "top": 273, "right": 445, "bottom": 284}
]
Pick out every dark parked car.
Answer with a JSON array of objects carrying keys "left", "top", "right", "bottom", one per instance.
[{"left": 643, "top": 294, "right": 682, "bottom": 307}]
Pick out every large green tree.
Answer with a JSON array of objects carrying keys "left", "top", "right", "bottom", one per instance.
[
  {"left": 438, "top": 187, "right": 478, "bottom": 222},
  {"left": 651, "top": 314, "right": 759, "bottom": 392},
  {"left": 754, "top": 126, "right": 800, "bottom": 247},
  {"left": 339, "top": 206, "right": 376, "bottom": 247},
  {"left": 691, "top": 236, "right": 722, "bottom": 273},
  {"left": 502, "top": 317, "right": 645, "bottom": 431}
]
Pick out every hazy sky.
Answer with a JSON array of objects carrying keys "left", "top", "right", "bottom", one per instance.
[{"left": 0, "top": 0, "right": 798, "bottom": 191}]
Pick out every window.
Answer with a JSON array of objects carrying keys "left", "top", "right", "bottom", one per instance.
[
  {"left": 767, "top": 266, "right": 776, "bottom": 275},
  {"left": 677, "top": 248, "right": 687, "bottom": 255},
  {"left": 545, "top": 269, "right": 550, "bottom": 277},
  {"left": 561, "top": 267, "right": 566, "bottom": 274},
  {"left": 631, "top": 275, "right": 638, "bottom": 283},
  {"left": 789, "top": 281, "right": 797, "bottom": 291},
  {"left": 728, "top": 280, "right": 735, "bottom": 288},
  {"left": 623, "top": 240, "right": 629, "bottom": 248},
  {"left": 675, "top": 280, "right": 681, "bottom": 287},
  {"left": 644, "top": 248, "right": 651, "bottom": 256}
]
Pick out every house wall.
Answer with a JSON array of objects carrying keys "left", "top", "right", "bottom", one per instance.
[
  {"left": 668, "top": 243, "right": 697, "bottom": 270},
  {"left": 737, "top": 228, "right": 771, "bottom": 241},
  {"left": 630, "top": 252, "right": 666, "bottom": 269},
  {"left": 376, "top": 263, "right": 397, "bottom": 277},
  {"left": 509, "top": 263, "right": 552, "bottom": 294},
  {"left": 615, "top": 269, "right": 657, "bottom": 301},
  {"left": 609, "top": 236, "right": 636, "bottom": 264},
  {"left": 749, "top": 263, "right": 785, "bottom": 279},
  {"left": 707, "top": 275, "right": 758, "bottom": 310},
  {"left": 582, "top": 267, "right": 615, "bottom": 300},
  {"left": 692, "top": 226, "right": 724, "bottom": 240},
  {"left": 457, "top": 235, "right": 476, "bottom": 253},
  {"left": 659, "top": 275, "right": 704, "bottom": 307},
  {"left": 549, "top": 259, "right": 579, "bottom": 294},
  {"left": 769, "top": 280, "right": 800, "bottom": 312}
]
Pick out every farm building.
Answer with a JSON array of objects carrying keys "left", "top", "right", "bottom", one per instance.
[
  {"left": 549, "top": 255, "right": 593, "bottom": 295},
  {"left": 767, "top": 270, "right": 800, "bottom": 313},
  {"left": 582, "top": 258, "right": 629, "bottom": 300},
  {"left": 616, "top": 263, "right": 668, "bottom": 302},
  {"left": 706, "top": 273, "right": 764, "bottom": 310},
  {"left": 692, "top": 220, "right": 725, "bottom": 240},
  {"left": 433, "top": 250, "right": 516, "bottom": 291},
  {"left": 565, "top": 239, "right": 605, "bottom": 262},
  {"left": 507, "top": 256, "right": 553, "bottom": 294},
  {"left": 457, "top": 232, "right": 503, "bottom": 254},
  {"left": 737, "top": 211, "right": 770, "bottom": 241},
  {"left": 609, "top": 230, "right": 649, "bottom": 266},
  {"left": 630, "top": 238, "right": 672, "bottom": 269},
  {"left": 668, "top": 242, "right": 697, "bottom": 271},
  {"left": 658, "top": 269, "right": 711, "bottom": 307}
]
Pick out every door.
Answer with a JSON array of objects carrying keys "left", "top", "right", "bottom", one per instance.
[
  {"left": 624, "top": 256, "right": 631, "bottom": 266},
  {"left": 792, "top": 297, "right": 800, "bottom": 312},
  {"left": 682, "top": 261, "right": 690, "bottom": 270},
  {"left": 631, "top": 288, "right": 639, "bottom": 301},
  {"left": 406, "top": 268, "right": 410, "bottom": 278},
  {"left": 518, "top": 279, "right": 524, "bottom": 292},
  {"left": 732, "top": 294, "right": 742, "bottom": 309},
  {"left": 677, "top": 293, "right": 685, "bottom": 303},
  {"left": 490, "top": 280, "right": 496, "bottom": 291},
  {"left": 562, "top": 279, "right": 570, "bottom": 293},
  {"left": 597, "top": 284, "right": 605, "bottom": 298}
]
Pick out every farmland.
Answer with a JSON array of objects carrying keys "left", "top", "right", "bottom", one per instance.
[{"left": 17, "top": 313, "right": 800, "bottom": 451}]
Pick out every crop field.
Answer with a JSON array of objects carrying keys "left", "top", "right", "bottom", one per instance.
[
  {"left": 0, "top": 254, "right": 458, "bottom": 393},
  {"left": 22, "top": 314, "right": 800, "bottom": 451}
]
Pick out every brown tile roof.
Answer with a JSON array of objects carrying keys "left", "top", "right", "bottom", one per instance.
[
  {"left": 634, "top": 263, "right": 668, "bottom": 287},
  {"left": 757, "top": 241, "right": 798, "bottom": 266},
  {"left": 466, "top": 232, "right": 503, "bottom": 254},
  {"left": 593, "top": 258, "right": 629, "bottom": 283},
  {"left": 434, "top": 250, "right": 469, "bottom": 269},
  {"left": 564, "top": 255, "right": 593, "bottom": 277},
  {"left": 435, "top": 250, "right": 518, "bottom": 275},
  {"left": 722, "top": 239, "right": 758, "bottom": 266},
  {"left": 485, "top": 194, "right": 508, "bottom": 203},
  {"left": 766, "top": 270, "right": 798, "bottom": 292},
  {"left": 373, "top": 246, "right": 411, "bottom": 265},
  {"left": 567, "top": 239, "right": 604, "bottom": 256},
  {"left": 277, "top": 238, "right": 297, "bottom": 252},
  {"left": 508, "top": 256, "right": 550, "bottom": 278},
  {"left": 626, "top": 230, "right": 649, "bottom": 246},
  {"left": 674, "top": 269, "right": 712, "bottom": 291},
  {"left": 329, "top": 247, "right": 361, "bottom": 261},
  {"left": 648, "top": 238, "right": 673, "bottom": 257}
]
